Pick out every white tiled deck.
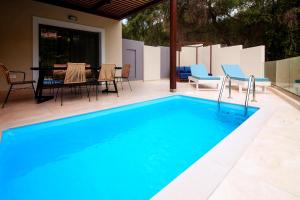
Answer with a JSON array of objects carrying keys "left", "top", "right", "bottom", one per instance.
[{"left": 0, "top": 80, "right": 299, "bottom": 199}]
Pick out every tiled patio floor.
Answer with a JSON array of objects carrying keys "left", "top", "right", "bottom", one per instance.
[{"left": 0, "top": 80, "right": 299, "bottom": 199}]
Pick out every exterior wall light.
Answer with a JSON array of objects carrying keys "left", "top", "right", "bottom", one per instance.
[{"left": 68, "top": 15, "right": 78, "bottom": 22}]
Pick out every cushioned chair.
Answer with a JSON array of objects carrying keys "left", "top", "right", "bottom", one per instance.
[
  {"left": 95, "top": 64, "right": 118, "bottom": 100},
  {"left": 55, "top": 63, "right": 90, "bottom": 106},
  {"left": 116, "top": 64, "right": 132, "bottom": 91},
  {"left": 0, "top": 63, "right": 35, "bottom": 108},
  {"left": 176, "top": 66, "right": 192, "bottom": 81},
  {"left": 188, "top": 64, "right": 221, "bottom": 90},
  {"left": 221, "top": 64, "right": 271, "bottom": 93}
]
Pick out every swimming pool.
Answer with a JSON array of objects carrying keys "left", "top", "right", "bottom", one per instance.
[{"left": 0, "top": 95, "right": 258, "bottom": 200}]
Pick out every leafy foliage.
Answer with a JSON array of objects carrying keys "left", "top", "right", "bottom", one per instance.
[{"left": 122, "top": 0, "right": 300, "bottom": 61}]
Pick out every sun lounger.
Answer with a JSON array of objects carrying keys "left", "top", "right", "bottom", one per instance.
[
  {"left": 188, "top": 64, "right": 221, "bottom": 90},
  {"left": 221, "top": 64, "right": 271, "bottom": 93}
]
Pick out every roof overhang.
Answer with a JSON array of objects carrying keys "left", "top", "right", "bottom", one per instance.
[{"left": 35, "top": 0, "right": 164, "bottom": 20}]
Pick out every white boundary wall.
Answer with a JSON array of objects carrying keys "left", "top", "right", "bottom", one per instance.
[
  {"left": 179, "top": 47, "right": 197, "bottom": 66},
  {"left": 211, "top": 45, "right": 242, "bottom": 76},
  {"left": 241, "top": 46, "right": 265, "bottom": 77},
  {"left": 125, "top": 40, "right": 265, "bottom": 81},
  {"left": 144, "top": 45, "right": 161, "bottom": 80},
  {"left": 177, "top": 44, "right": 265, "bottom": 77},
  {"left": 197, "top": 46, "right": 211, "bottom": 73}
]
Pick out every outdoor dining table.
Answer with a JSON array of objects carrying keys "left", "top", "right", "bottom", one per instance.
[{"left": 31, "top": 66, "right": 122, "bottom": 103}]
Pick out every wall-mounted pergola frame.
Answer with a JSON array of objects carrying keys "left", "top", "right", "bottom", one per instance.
[{"left": 36, "top": 0, "right": 177, "bottom": 92}]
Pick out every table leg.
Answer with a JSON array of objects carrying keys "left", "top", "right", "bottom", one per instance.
[{"left": 35, "top": 70, "right": 54, "bottom": 103}]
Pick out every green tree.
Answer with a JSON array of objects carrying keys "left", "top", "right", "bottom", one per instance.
[
  {"left": 122, "top": 0, "right": 300, "bottom": 61},
  {"left": 123, "top": 3, "right": 169, "bottom": 46}
]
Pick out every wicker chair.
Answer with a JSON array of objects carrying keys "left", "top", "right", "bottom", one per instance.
[
  {"left": 55, "top": 63, "right": 90, "bottom": 106},
  {"left": 95, "top": 64, "right": 118, "bottom": 100},
  {"left": 116, "top": 64, "right": 132, "bottom": 91},
  {"left": 0, "top": 63, "right": 35, "bottom": 108}
]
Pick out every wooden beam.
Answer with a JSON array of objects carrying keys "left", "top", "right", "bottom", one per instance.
[
  {"left": 170, "top": 0, "right": 177, "bottom": 92},
  {"left": 118, "top": 0, "right": 163, "bottom": 19},
  {"left": 35, "top": 0, "right": 165, "bottom": 20},
  {"left": 35, "top": 0, "right": 119, "bottom": 20},
  {"left": 90, "top": 0, "right": 112, "bottom": 11}
]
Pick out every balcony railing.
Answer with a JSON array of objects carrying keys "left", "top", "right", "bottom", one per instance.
[{"left": 265, "top": 56, "right": 300, "bottom": 96}]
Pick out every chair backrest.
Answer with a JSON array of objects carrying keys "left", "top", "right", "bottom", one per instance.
[
  {"left": 221, "top": 64, "right": 246, "bottom": 78},
  {"left": 190, "top": 64, "right": 209, "bottom": 77},
  {"left": 0, "top": 63, "right": 11, "bottom": 84},
  {"left": 54, "top": 64, "right": 67, "bottom": 68},
  {"left": 99, "top": 64, "right": 116, "bottom": 81},
  {"left": 122, "top": 64, "right": 130, "bottom": 78},
  {"left": 52, "top": 64, "right": 66, "bottom": 79},
  {"left": 64, "top": 63, "right": 86, "bottom": 84}
]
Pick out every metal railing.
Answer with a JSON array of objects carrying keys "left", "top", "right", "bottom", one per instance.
[
  {"left": 218, "top": 75, "right": 256, "bottom": 115},
  {"left": 218, "top": 75, "right": 230, "bottom": 103},
  {"left": 244, "top": 75, "right": 256, "bottom": 113}
]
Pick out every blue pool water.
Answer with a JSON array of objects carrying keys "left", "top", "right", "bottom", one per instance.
[{"left": 0, "top": 95, "right": 257, "bottom": 200}]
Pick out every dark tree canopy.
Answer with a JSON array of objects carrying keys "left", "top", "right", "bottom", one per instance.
[{"left": 122, "top": 0, "right": 300, "bottom": 61}]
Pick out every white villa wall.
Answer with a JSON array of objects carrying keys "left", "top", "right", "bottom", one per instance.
[
  {"left": 198, "top": 46, "right": 211, "bottom": 73},
  {"left": 241, "top": 46, "right": 265, "bottom": 77},
  {"left": 178, "top": 44, "right": 265, "bottom": 77},
  {"left": 211, "top": 45, "right": 242, "bottom": 76},
  {"left": 178, "top": 47, "right": 197, "bottom": 66},
  {"left": 123, "top": 40, "right": 266, "bottom": 81},
  {"left": 144, "top": 46, "right": 161, "bottom": 81},
  {"left": 0, "top": 0, "right": 122, "bottom": 92}
]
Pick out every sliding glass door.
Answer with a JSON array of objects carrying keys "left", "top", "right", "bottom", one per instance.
[{"left": 39, "top": 24, "right": 100, "bottom": 68}]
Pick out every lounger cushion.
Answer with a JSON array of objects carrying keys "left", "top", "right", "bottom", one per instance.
[
  {"left": 222, "top": 64, "right": 269, "bottom": 82},
  {"left": 177, "top": 66, "right": 192, "bottom": 80},
  {"left": 179, "top": 67, "right": 185, "bottom": 73},
  {"left": 43, "top": 79, "right": 64, "bottom": 85},
  {"left": 179, "top": 73, "right": 191, "bottom": 79},
  {"left": 191, "top": 75, "right": 220, "bottom": 80},
  {"left": 191, "top": 64, "right": 209, "bottom": 77},
  {"left": 221, "top": 64, "right": 245, "bottom": 77},
  {"left": 231, "top": 76, "right": 269, "bottom": 82},
  {"left": 184, "top": 67, "right": 191, "bottom": 73}
]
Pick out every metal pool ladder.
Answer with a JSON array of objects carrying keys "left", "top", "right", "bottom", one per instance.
[
  {"left": 218, "top": 75, "right": 230, "bottom": 103},
  {"left": 218, "top": 75, "right": 256, "bottom": 114}
]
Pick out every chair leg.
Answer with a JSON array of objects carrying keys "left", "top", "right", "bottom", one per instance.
[
  {"left": 86, "top": 85, "right": 90, "bottom": 102},
  {"left": 2, "top": 85, "right": 12, "bottom": 108},
  {"left": 32, "top": 82, "right": 35, "bottom": 92},
  {"left": 61, "top": 87, "right": 63, "bottom": 106},
  {"left": 96, "top": 83, "right": 98, "bottom": 101},
  {"left": 105, "top": 81, "right": 109, "bottom": 95},
  {"left": 55, "top": 88, "right": 59, "bottom": 101},
  {"left": 120, "top": 79, "right": 123, "bottom": 90},
  {"left": 113, "top": 80, "right": 119, "bottom": 97},
  {"left": 51, "top": 83, "right": 54, "bottom": 95},
  {"left": 127, "top": 79, "right": 132, "bottom": 91},
  {"left": 31, "top": 82, "right": 36, "bottom": 97}
]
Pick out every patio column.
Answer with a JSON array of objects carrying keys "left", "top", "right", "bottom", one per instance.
[{"left": 170, "top": 0, "right": 177, "bottom": 92}]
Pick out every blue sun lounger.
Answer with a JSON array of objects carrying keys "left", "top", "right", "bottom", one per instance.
[
  {"left": 188, "top": 64, "right": 221, "bottom": 90},
  {"left": 221, "top": 64, "right": 271, "bottom": 93}
]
